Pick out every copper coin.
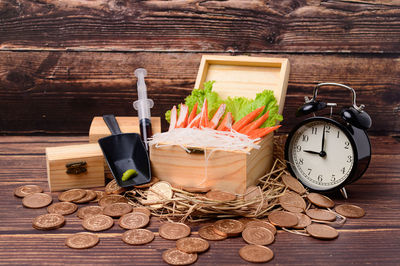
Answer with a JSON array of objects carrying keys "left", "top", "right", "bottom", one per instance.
[
  {"left": 198, "top": 225, "right": 227, "bottom": 241},
  {"left": 335, "top": 204, "right": 365, "bottom": 218},
  {"left": 307, "top": 193, "right": 335, "bottom": 208},
  {"left": 293, "top": 213, "right": 312, "bottom": 229},
  {"left": 162, "top": 248, "right": 197, "bottom": 266},
  {"left": 159, "top": 222, "right": 191, "bottom": 240},
  {"left": 145, "top": 181, "right": 173, "bottom": 209},
  {"left": 103, "top": 202, "right": 133, "bottom": 218},
  {"left": 245, "top": 220, "right": 277, "bottom": 235},
  {"left": 132, "top": 207, "right": 151, "bottom": 217},
  {"left": 22, "top": 193, "right": 52, "bottom": 209},
  {"left": 58, "top": 189, "right": 86, "bottom": 202},
  {"left": 14, "top": 185, "right": 43, "bottom": 198},
  {"left": 205, "top": 190, "right": 236, "bottom": 202},
  {"left": 268, "top": 210, "right": 298, "bottom": 228},
  {"left": 105, "top": 179, "right": 126, "bottom": 195},
  {"left": 77, "top": 206, "right": 104, "bottom": 219},
  {"left": 98, "top": 194, "right": 128, "bottom": 207},
  {"left": 47, "top": 202, "right": 77, "bottom": 215},
  {"left": 238, "top": 217, "right": 258, "bottom": 226},
  {"left": 122, "top": 229, "right": 154, "bottom": 245},
  {"left": 32, "top": 213, "right": 65, "bottom": 230},
  {"left": 306, "top": 209, "right": 336, "bottom": 221},
  {"left": 82, "top": 214, "right": 114, "bottom": 231},
  {"left": 281, "top": 173, "right": 306, "bottom": 194},
  {"left": 134, "top": 176, "right": 160, "bottom": 189},
  {"left": 91, "top": 191, "right": 105, "bottom": 203},
  {"left": 239, "top": 245, "right": 274, "bottom": 263},
  {"left": 242, "top": 226, "right": 275, "bottom": 246},
  {"left": 65, "top": 232, "right": 99, "bottom": 249},
  {"left": 118, "top": 212, "right": 149, "bottom": 230},
  {"left": 74, "top": 190, "right": 97, "bottom": 204},
  {"left": 279, "top": 191, "right": 306, "bottom": 213},
  {"left": 176, "top": 237, "right": 209, "bottom": 253},
  {"left": 244, "top": 186, "right": 262, "bottom": 201},
  {"left": 213, "top": 219, "right": 244, "bottom": 237},
  {"left": 306, "top": 223, "right": 339, "bottom": 240}
]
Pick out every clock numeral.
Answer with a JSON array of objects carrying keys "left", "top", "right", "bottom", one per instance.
[
  {"left": 317, "top": 175, "right": 323, "bottom": 182},
  {"left": 344, "top": 141, "right": 350, "bottom": 149},
  {"left": 337, "top": 131, "right": 340, "bottom": 138},
  {"left": 331, "top": 174, "right": 336, "bottom": 182},
  {"left": 307, "top": 168, "right": 312, "bottom": 176},
  {"left": 298, "top": 158, "right": 304, "bottom": 165},
  {"left": 296, "top": 145, "right": 302, "bottom": 152},
  {"left": 311, "top": 127, "right": 318, "bottom": 135},
  {"left": 325, "top": 125, "right": 331, "bottom": 133},
  {"left": 346, "top": 155, "right": 352, "bottom": 163},
  {"left": 341, "top": 167, "right": 346, "bottom": 174},
  {"left": 302, "top": 135, "right": 309, "bottom": 142}
]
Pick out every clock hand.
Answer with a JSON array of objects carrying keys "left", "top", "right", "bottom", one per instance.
[
  {"left": 304, "top": 149, "right": 327, "bottom": 157},
  {"left": 304, "top": 150, "right": 320, "bottom": 155},
  {"left": 321, "top": 124, "right": 326, "bottom": 153}
]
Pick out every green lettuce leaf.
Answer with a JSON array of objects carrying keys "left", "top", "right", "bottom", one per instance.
[
  {"left": 165, "top": 81, "right": 223, "bottom": 122},
  {"left": 165, "top": 81, "right": 282, "bottom": 128},
  {"left": 225, "top": 90, "right": 282, "bottom": 127}
]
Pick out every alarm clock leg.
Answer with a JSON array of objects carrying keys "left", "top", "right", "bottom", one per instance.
[{"left": 340, "top": 187, "right": 348, "bottom": 199}]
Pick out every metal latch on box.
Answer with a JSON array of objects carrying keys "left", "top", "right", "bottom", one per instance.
[
  {"left": 66, "top": 161, "right": 87, "bottom": 175},
  {"left": 185, "top": 147, "right": 204, "bottom": 154}
]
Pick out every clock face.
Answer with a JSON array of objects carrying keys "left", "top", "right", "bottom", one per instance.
[{"left": 287, "top": 119, "right": 355, "bottom": 191}]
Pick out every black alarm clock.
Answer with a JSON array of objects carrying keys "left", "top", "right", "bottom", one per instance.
[{"left": 285, "top": 83, "right": 372, "bottom": 198}]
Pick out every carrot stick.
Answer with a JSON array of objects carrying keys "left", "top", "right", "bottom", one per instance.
[
  {"left": 241, "top": 111, "right": 269, "bottom": 135},
  {"left": 208, "top": 103, "right": 226, "bottom": 129},
  {"left": 188, "top": 113, "right": 201, "bottom": 128},
  {"left": 200, "top": 98, "right": 209, "bottom": 128},
  {"left": 248, "top": 125, "right": 281, "bottom": 139},
  {"left": 187, "top": 102, "right": 198, "bottom": 125},
  {"left": 217, "top": 112, "right": 233, "bottom": 131},
  {"left": 176, "top": 104, "right": 189, "bottom": 128},
  {"left": 168, "top": 105, "right": 177, "bottom": 131},
  {"left": 238, "top": 121, "right": 254, "bottom": 134},
  {"left": 232, "top": 106, "right": 265, "bottom": 132}
]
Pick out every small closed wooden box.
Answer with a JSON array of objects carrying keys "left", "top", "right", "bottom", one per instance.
[
  {"left": 150, "top": 55, "right": 290, "bottom": 194},
  {"left": 46, "top": 143, "right": 105, "bottom": 192}
]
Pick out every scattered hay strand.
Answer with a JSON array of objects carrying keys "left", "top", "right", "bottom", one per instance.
[{"left": 125, "top": 136, "right": 289, "bottom": 222}]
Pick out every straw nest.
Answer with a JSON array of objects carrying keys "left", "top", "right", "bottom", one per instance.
[{"left": 125, "top": 136, "right": 288, "bottom": 222}]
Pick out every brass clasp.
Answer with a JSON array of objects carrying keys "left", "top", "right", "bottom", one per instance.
[{"left": 66, "top": 161, "right": 87, "bottom": 175}]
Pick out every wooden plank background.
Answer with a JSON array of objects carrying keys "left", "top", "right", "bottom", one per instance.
[{"left": 0, "top": 0, "right": 399, "bottom": 136}]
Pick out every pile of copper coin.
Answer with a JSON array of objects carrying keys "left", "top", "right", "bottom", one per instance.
[
  {"left": 14, "top": 174, "right": 366, "bottom": 265},
  {"left": 14, "top": 180, "right": 154, "bottom": 250}
]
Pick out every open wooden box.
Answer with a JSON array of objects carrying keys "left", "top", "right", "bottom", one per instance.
[{"left": 150, "top": 55, "right": 289, "bottom": 194}]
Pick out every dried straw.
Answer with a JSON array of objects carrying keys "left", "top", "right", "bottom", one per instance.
[{"left": 125, "top": 136, "right": 289, "bottom": 222}]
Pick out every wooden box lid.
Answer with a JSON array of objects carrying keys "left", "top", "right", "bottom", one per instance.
[
  {"left": 46, "top": 143, "right": 102, "bottom": 161},
  {"left": 89, "top": 116, "right": 161, "bottom": 143},
  {"left": 194, "top": 55, "right": 290, "bottom": 115}
]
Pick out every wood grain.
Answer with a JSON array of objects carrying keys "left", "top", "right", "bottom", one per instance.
[
  {"left": 0, "top": 135, "right": 399, "bottom": 265},
  {"left": 46, "top": 143, "right": 105, "bottom": 191},
  {"left": 1, "top": 52, "right": 399, "bottom": 135},
  {"left": 0, "top": 0, "right": 399, "bottom": 53}
]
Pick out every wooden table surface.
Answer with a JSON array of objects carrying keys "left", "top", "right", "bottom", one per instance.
[{"left": 1, "top": 135, "right": 399, "bottom": 265}]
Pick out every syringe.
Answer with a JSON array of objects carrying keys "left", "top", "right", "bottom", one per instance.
[{"left": 133, "top": 68, "right": 154, "bottom": 151}]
